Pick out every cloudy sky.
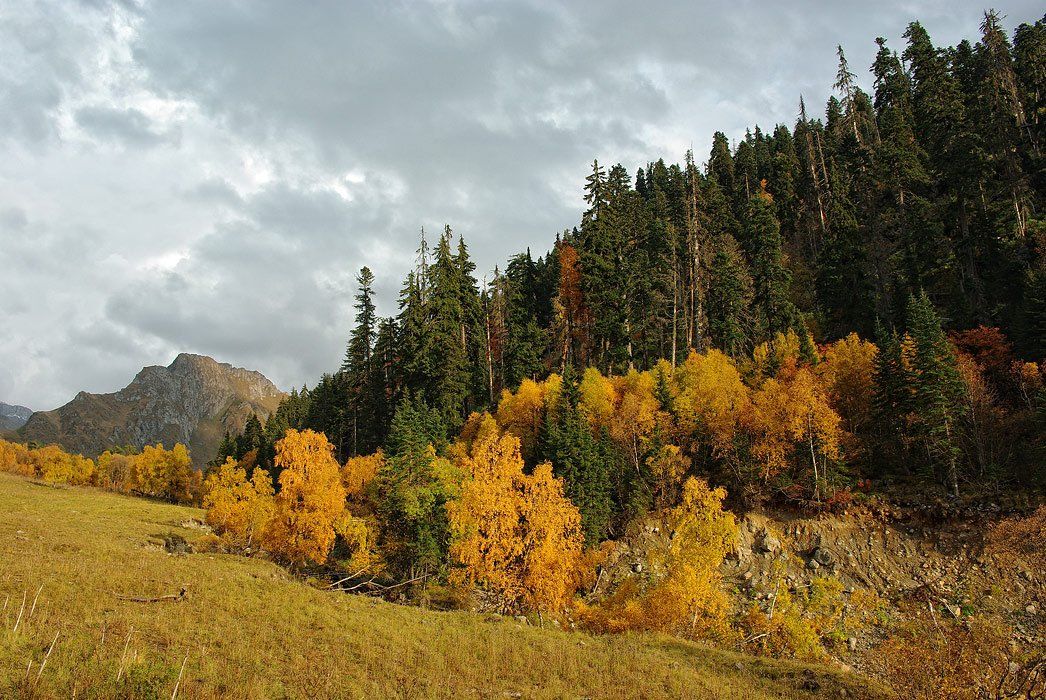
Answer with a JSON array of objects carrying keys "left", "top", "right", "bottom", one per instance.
[{"left": 1, "top": 0, "right": 1040, "bottom": 410}]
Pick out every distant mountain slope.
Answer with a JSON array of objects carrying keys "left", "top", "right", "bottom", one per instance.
[
  {"left": 0, "top": 402, "right": 32, "bottom": 431},
  {"left": 22, "top": 353, "right": 285, "bottom": 466}
]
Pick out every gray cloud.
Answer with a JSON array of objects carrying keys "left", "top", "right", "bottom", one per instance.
[
  {"left": 0, "top": 0, "right": 1041, "bottom": 410},
  {"left": 75, "top": 105, "right": 179, "bottom": 148}
]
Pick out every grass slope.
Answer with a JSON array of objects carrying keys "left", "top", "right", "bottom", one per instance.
[{"left": 0, "top": 473, "right": 889, "bottom": 699}]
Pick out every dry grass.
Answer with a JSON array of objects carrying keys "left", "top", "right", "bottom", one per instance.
[{"left": 0, "top": 472, "right": 890, "bottom": 699}]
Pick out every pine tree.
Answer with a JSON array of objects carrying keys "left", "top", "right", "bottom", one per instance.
[
  {"left": 343, "top": 266, "right": 377, "bottom": 456},
  {"left": 906, "top": 291, "right": 968, "bottom": 496},
  {"left": 453, "top": 235, "right": 487, "bottom": 412},
  {"left": 503, "top": 251, "right": 546, "bottom": 386},
  {"left": 539, "top": 367, "right": 611, "bottom": 545},
  {"left": 342, "top": 267, "right": 376, "bottom": 374},
  {"left": 745, "top": 185, "right": 797, "bottom": 339},
  {"left": 706, "top": 234, "right": 754, "bottom": 356},
  {"left": 422, "top": 226, "right": 471, "bottom": 429}
]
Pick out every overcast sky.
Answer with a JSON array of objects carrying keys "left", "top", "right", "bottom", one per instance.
[{"left": 1, "top": 0, "right": 1041, "bottom": 410}]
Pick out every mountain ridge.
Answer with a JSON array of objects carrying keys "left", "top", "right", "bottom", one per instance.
[
  {"left": 21, "top": 353, "right": 285, "bottom": 466},
  {"left": 0, "top": 402, "right": 32, "bottom": 431}
]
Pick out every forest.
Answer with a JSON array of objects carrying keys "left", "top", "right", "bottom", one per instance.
[
  {"left": 3, "top": 12, "right": 1044, "bottom": 698},
  {"left": 219, "top": 11, "right": 1044, "bottom": 498}
]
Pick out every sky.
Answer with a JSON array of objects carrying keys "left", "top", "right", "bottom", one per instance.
[{"left": 1, "top": 0, "right": 1041, "bottom": 411}]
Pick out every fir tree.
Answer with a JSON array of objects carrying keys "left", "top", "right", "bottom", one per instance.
[{"left": 539, "top": 367, "right": 611, "bottom": 545}]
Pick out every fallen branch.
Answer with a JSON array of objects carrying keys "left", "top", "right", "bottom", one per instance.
[
  {"left": 327, "top": 566, "right": 370, "bottom": 590},
  {"left": 366, "top": 573, "right": 429, "bottom": 595},
  {"left": 113, "top": 587, "right": 187, "bottom": 603}
]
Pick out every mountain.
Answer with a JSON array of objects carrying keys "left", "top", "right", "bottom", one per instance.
[
  {"left": 21, "top": 353, "right": 285, "bottom": 466},
  {"left": 0, "top": 402, "right": 32, "bottom": 431}
]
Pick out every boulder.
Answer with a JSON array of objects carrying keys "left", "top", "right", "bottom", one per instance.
[{"left": 755, "top": 528, "right": 782, "bottom": 555}]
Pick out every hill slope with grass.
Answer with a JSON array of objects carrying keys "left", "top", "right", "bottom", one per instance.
[{"left": 0, "top": 472, "right": 889, "bottom": 699}]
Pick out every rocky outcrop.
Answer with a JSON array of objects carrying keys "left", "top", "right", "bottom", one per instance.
[
  {"left": 22, "top": 353, "right": 285, "bottom": 466},
  {"left": 0, "top": 402, "right": 32, "bottom": 431}
]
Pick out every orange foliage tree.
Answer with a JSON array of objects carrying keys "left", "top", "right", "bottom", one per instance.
[
  {"left": 264, "top": 429, "right": 347, "bottom": 567},
  {"left": 448, "top": 414, "right": 584, "bottom": 614},
  {"left": 748, "top": 364, "right": 842, "bottom": 499}
]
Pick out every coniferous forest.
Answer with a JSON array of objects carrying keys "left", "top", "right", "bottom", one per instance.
[{"left": 221, "top": 12, "right": 1045, "bottom": 496}]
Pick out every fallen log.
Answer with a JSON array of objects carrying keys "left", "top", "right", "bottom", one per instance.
[{"left": 113, "top": 586, "right": 188, "bottom": 603}]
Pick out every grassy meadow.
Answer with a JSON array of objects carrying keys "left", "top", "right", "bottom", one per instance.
[{"left": 0, "top": 472, "right": 889, "bottom": 699}]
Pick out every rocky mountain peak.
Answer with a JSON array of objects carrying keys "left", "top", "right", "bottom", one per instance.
[{"left": 21, "top": 354, "right": 285, "bottom": 467}]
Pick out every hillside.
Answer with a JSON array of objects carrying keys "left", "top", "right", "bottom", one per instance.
[
  {"left": 21, "top": 354, "right": 284, "bottom": 467},
  {"left": 0, "top": 472, "right": 888, "bottom": 699},
  {"left": 0, "top": 402, "right": 31, "bottom": 432}
]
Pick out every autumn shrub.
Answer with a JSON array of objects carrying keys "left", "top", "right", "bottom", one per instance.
[
  {"left": 867, "top": 616, "right": 1038, "bottom": 700},
  {"left": 581, "top": 477, "right": 737, "bottom": 643},
  {"left": 738, "top": 574, "right": 871, "bottom": 660},
  {"left": 987, "top": 505, "right": 1046, "bottom": 571}
]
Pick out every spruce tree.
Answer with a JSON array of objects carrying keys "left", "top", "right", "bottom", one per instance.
[
  {"left": 539, "top": 367, "right": 611, "bottom": 545},
  {"left": 744, "top": 185, "right": 797, "bottom": 339},
  {"left": 425, "top": 226, "right": 470, "bottom": 429},
  {"left": 906, "top": 291, "right": 968, "bottom": 496}
]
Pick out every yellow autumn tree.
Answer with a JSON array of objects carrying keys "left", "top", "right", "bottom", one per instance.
[
  {"left": 819, "top": 333, "right": 878, "bottom": 434},
  {"left": 581, "top": 477, "right": 737, "bottom": 642},
  {"left": 608, "top": 370, "right": 661, "bottom": 475},
  {"left": 748, "top": 365, "right": 842, "bottom": 499},
  {"left": 341, "top": 450, "right": 384, "bottom": 500},
  {"left": 674, "top": 349, "right": 751, "bottom": 459},
  {"left": 203, "top": 457, "right": 275, "bottom": 548},
  {"left": 0, "top": 439, "right": 32, "bottom": 476},
  {"left": 97, "top": 450, "right": 135, "bottom": 492},
  {"left": 647, "top": 444, "right": 691, "bottom": 509},
  {"left": 448, "top": 414, "right": 584, "bottom": 614},
  {"left": 495, "top": 375, "right": 561, "bottom": 461},
  {"left": 578, "top": 366, "right": 617, "bottom": 429},
  {"left": 29, "top": 445, "right": 96, "bottom": 485},
  {"left": 643, "top": 477, "right": 738, "bottom": 640},
  {"left": 264, "top": 429, "right": 347, "bottom": 567}
]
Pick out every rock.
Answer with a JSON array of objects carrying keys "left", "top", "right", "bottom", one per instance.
[
  {"left": 161, "top": 532, "right": 192, "bottom": 555},
  {"left": 755, "top": 529, "right": 781, "bottom": 555},
  {"left": 807, "top": 559, "right": 821, "bottom": 570},
  {"left": 847, "top": 637, "right": 857, "bottom": 652},
  {"left": 1026, "top": 604, "right": 1037, "bottom": 615},
  {"left": 632, "top": 562, "right": 644, "bottom": 573},
  {"left": 811, "top": 547, "right": 835, "bottom": 567},
  {"left": 742, "top": 571, "right": 753, "bottom": 581}
]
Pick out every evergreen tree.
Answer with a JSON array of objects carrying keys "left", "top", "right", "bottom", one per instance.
[
  {"left": 706, "top": 233, "right": 754, "bottom": 356},
  {"left": 236, "top": 414, "right": 264, "bottom": 460},
  {"left": 375, "top": 397, "right": 456, "bottom": 577},
  {"left": 343, "top": 266, "right": 378, "bottom": 456},
  {"left": 539, "top": 367, "right": 611, "bottom": 545},
  {"left": 744, "top": 185, "right": 797, "bottom": 338},
  {"left": 906, "top": 291, "right": 968, "bottom": 496}
]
